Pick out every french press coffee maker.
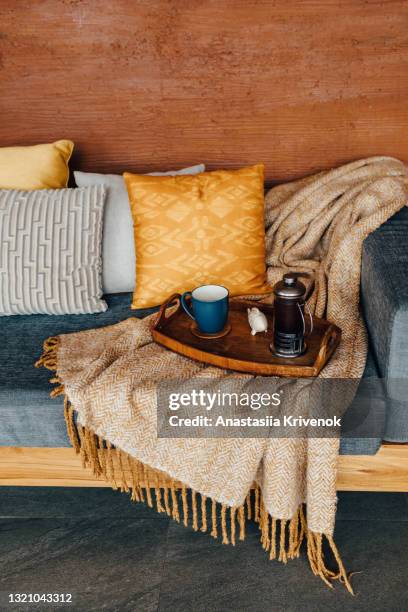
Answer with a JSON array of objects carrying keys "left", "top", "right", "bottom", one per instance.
[{"left": 271, "top": 273, "right": 313, "bottom": 358}]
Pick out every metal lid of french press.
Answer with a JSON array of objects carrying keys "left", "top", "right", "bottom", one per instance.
[{"left": 273, "top": 273, "right": 306, "bottom": 300}]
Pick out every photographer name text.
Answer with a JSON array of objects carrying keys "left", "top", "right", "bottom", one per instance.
[{"left": 168, "top": 415, "right": 342, "bottom": 428}]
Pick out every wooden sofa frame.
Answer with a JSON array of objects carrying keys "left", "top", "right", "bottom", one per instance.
[{"left": 1, "top": 444, "right": 407, "bottom": 492}]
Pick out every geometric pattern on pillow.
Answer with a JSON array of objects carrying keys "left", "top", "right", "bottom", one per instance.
[
  {"left": 124, "top": 164, "right": 270, "bottom": 308},
  {"left": 0, "top": 186, "right": 107, "bottom": 315}
]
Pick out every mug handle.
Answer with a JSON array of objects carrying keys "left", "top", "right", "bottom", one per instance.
[{"left": 181, "top": 291, "right": 195, "bottom": 320}]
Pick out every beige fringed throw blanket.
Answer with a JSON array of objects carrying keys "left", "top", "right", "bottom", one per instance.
[{"left": 37, "top": 157, "right": 408, "bottom": 593}]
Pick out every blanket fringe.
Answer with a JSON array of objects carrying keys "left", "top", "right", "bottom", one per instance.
[
  {"left": 36, "top": 337, "right": 354, "bottom": 594},
  {"left": 35, "top": 337, "right": 65, "bottom": 397},
  {"left": 65, "top": 406, "right": 353, "bottom": 593}
]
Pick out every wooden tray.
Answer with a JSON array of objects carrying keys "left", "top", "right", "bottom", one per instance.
[{"left": 152, "top": 294, "right": 341, "bottom": 377}]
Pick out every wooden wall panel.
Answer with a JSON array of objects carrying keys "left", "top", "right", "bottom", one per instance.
[{"left": 0, "top": 0, "right": 407, "bottom": 182}]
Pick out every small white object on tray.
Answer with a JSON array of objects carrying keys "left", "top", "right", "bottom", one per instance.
[{"left": 247, "top": 307, "right": 268, "bottom": 335}]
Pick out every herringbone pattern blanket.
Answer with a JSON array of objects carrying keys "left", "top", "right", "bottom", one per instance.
[{"left": 37, "top": 157, "right": 408, "bottom": 593}]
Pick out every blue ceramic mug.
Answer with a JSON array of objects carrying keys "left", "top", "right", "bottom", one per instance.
[{"left": 181, "top": 284, "right": 229, "bottom": 334}]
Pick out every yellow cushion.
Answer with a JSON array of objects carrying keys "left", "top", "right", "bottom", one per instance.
[
  {"left": 0, "top": 140, "right": 74, "bottom": 189},
  {"left": 124, "top": 164, "right": 270, "bottom": 308}
]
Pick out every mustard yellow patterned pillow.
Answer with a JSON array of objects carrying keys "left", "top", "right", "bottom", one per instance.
[{"left": 124, "top": 164, "right": 270, "bottom": 308}]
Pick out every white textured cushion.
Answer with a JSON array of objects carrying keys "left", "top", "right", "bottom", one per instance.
[
  {"left": 74, "top": 165, "right": 205, "bottom": 293},
  {"left": 0, "top": 187, "right": 107, "bottom": 315}
]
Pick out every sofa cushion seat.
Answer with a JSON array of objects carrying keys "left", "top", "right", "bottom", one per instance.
[
  {"left": 0, "top": 294, "right": 157, "bottom": 446},
  {"left": 0, "top": 291, "right": 383, "bottom": 453},
  {"left": 361, "top": 206, "right": 408, "bottom": 441},
  {"left": 362, "top": 205, "right": 408, "bottom": 388}
]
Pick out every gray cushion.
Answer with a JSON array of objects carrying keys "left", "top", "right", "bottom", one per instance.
[
  {"left": 384, "top": 397, "right": 408, "bottom": 442},
  {"left": 361, "top": 205, "right": 408, "bottom": 399},
  {"left": 0, "top": 187, "right": 107, "bottom": 316},
  {"left": 0, "top": 293, "right": 156, "bottom": 391},
  {"left": 0, "top": 292, "right": 383, "bottom": 454},
  {"left": 339, "top": 347, "right": 384, "bottom": 455},
  {"left": 0, "top": 293, "right": 157, "bottom": 446}
]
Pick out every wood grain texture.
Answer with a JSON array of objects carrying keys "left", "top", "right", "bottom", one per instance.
[
  {"left": 153, "top": 296, "right": 341, "bottom": 376},
  {"left": 336, "top": 443, "right": 408, "bottom": 492},
  {"left": 1, "top": 445, "right": 407, "bottom": 491},
  {"left": 0, "top": 447, "right": 104, "bottom": 487},
  {"left": 1, "top": 0, "right": 407, "bottom": 181}
]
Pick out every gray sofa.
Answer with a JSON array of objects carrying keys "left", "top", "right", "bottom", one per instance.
[{"left": 1, "top": 207, "right": 407, "bottom": 454}]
